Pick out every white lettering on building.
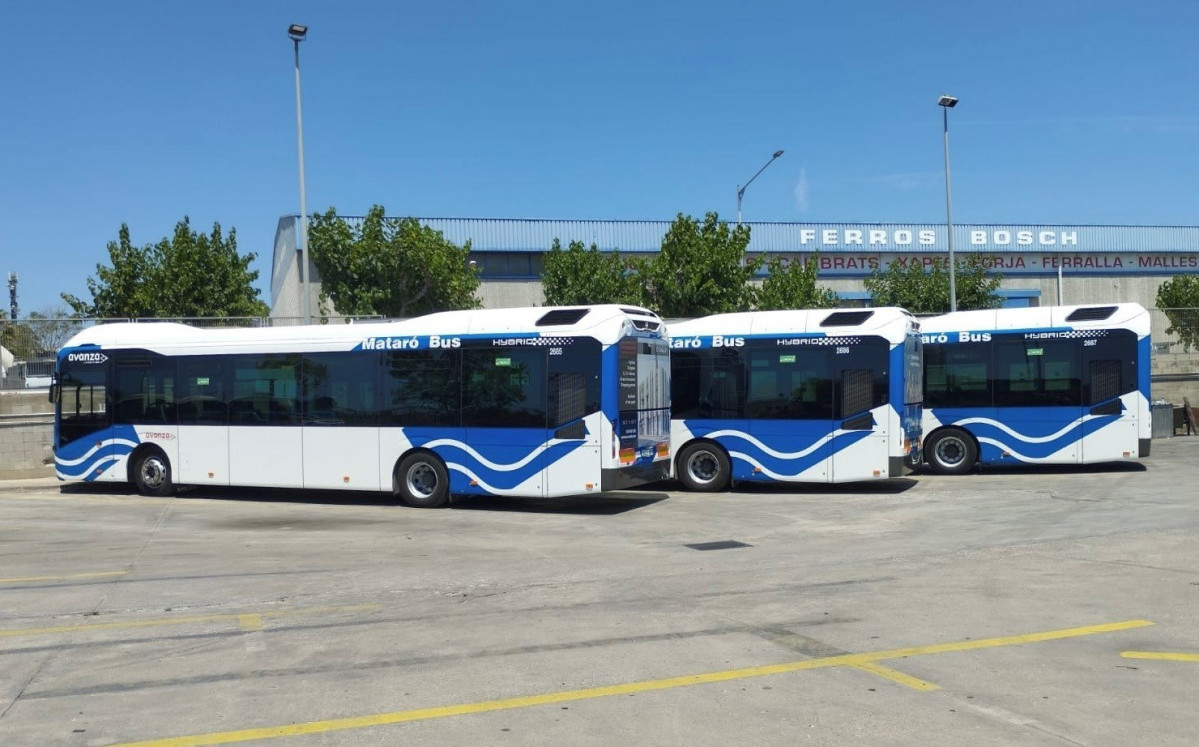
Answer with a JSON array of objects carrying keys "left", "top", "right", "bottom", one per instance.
[{"left": 794, "top": 228, "right": 1087, "bottom": 248}]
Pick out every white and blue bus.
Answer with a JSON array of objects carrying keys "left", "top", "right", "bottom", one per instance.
[
  {"left": 920, "top": 303, "right": 1151, "bottom": 474},
  {"left": 51, "top": 305, "right": 671, "bottom": 506},
  {"left": 667, "top": 308, "right": 923, "bottom": 490}
]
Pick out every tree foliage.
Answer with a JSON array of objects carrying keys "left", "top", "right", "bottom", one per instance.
[
  {"left": 541, "top": 239, "right": 644, "bottom": 307},
  {"left": 1156, "top": 275, "right": 1199, "bottom": 351},
  {"left": 864, "top": 255, "right": 1002, "bottom": 313},
  {"left": 63, "top": 219, "right": 268, "bottom": 318},
  {"left": 307, "top": 205, "right": 480, "bottom": 318},
  {"left": 1, "top": 307, "right": 81, "bottom": 360},
  {"left": 755, "top": 254, "right": 839, "bottom": 310},
  {"left": 640, "top": 212, "right": 760, "bottom": 317},
  {"left": 1, "top": 322, "right": 36, "bottom": 361}
]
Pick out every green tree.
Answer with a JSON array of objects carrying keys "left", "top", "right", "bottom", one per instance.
[
  {"left": 641, "top": 212, "right": 760, "bottom": 317},
  {"left": 1, "top": 321, "right": 37, "bottom": 361},
  {"left": 541, "top": 239, "right": 644, "bottom": 306},
  {"left": 25, "top": 307, "right": 83, "bottom": 354},
  {"left": 62, "top": 219, "right": 268, "bottom": 318},
  {"left": 307, "top": 206, "right": 480, "bottom": 317},
  {"left": 755, "top": 253, "right": 839, "bottom": 310},
  {"left": 1156, "top": 275, "right": 1199, "bottom": 351},
  {"left": 864, "top": 254, "right": 1002, "bottom": 313}
]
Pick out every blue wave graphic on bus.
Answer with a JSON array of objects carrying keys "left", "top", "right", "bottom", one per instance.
[
  {"left": 55, "top": 425, "right": 141, "bottom": 480},
  {"left": 936, "top": 406, "right": 1122, "bottom": 462},
  {"left": 684, "top": 421, "right": 874, "bottom": 481},
  {"left": 404, "top": 429, "right": 585, "bottom": 493}
]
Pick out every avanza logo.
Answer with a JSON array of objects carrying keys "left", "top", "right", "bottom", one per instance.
[{"left": 67, "top": 352, "right": 108, "bottom": 364}]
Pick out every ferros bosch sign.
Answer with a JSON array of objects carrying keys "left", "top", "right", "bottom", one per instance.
[{"left": 752, "top": 227, "right": 1199, "bottom": 277}]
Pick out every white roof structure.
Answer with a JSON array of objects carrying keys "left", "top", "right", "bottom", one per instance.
[
  {"left": 669, "top": 307, "right": 915, "bottom": 342},
  {"left": 921, "top": 303, "right": 1149, "bottom": 336},
  {"left": 59, "top": 305, "right": 663, "bottom": 355}
]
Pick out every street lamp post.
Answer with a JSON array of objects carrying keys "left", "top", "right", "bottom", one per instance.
[
  {"left": 938, "top": 94, "right": 958, "bottom": 313},
  {"left": 289, "top": 23, "right": 311, "bottom": 325},
  {"left": 737, "top": 150, "right": 784, "bottom": 226}
]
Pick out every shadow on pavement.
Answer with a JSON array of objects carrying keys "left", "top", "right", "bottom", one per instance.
[
  {"left": 637, "top": 478, "right": 919, "bottom": 497},
  {"left": 450, "top": 492, "right": 669, "bottom": 515},
  {"left": 59, "top": 482, "right": 670, "bottom": 514},
  {"left": 914, "top": 461, "right": 1148, "bottom": 477}
]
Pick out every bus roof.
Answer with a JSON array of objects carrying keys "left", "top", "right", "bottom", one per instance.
[
  {"left": 668, "top": 307, "right": 916, "bottom": 341},
  {"left": 57, "top": 305, "right": 663, "bottom": 355},
  {"left": 920, "top": 303, "right": 1149, "bottom": 336}
]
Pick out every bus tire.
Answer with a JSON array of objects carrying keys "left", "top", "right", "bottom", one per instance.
[
  {"left": 132, "top": 448, "right": 174, "bottom": 497},
  {"left": 395, "top": 452, "right": 450, "bottom": 508},
  {"left": 926, "top": 428, "right": 977, "bottom": 475},
  {"left": 676, "top": 442, "right": 731, "bottom": 492}
]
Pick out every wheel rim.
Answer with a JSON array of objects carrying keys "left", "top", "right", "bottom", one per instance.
[
  {"left": 935, "top": 436, "right": 967, "bottom": 467},
  {"left": 685, "top": 450, "right": 720, "bottom": 485},
  {"left": 406, "top": 462, "right": 438, "bottom": 498},
  {"left": 140, "top": 456, "right": 167, "bottom": 489}
]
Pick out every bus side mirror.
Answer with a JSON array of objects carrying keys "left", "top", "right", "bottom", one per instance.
[{"left": 48, "top": 380, "right": 59, "bottom": 404}]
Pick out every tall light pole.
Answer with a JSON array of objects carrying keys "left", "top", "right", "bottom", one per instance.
[
  {"left": 289, "top": 23, "right": 311, "bottom": 325},
  {"left": 737, "top": 150, "right": 784, "bottom": 225},
  {"left": 938, "top": 95, "right": 958, "bottom": 312}
]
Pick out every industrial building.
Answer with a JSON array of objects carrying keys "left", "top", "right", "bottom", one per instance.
[{"left": 270, "top": 217, "right": 1199, "bottom": 318}]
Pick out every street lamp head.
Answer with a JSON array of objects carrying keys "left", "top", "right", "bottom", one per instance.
[
  {"left": 288, "top": 24, "right": 308, "bottom": 41},
  {"left": 772, "top": 150, "right": 784, "bottom": 159},
  {"left": 938, "top": 95, "right": 958, "bottom": 108}
]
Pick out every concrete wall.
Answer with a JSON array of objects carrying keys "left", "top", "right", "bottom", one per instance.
[
  {"left": 0, "top": 418, "right": 53, "bottom": 478},
  {"left": 1, "top": 390, "right": 51, "bottom": 416},
  {"left": 0, "top": 391, "right": 53, "bottom": 478}
]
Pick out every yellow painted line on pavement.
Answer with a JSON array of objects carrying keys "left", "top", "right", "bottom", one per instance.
[
  {"left": 0, "top": 570, "right": 128, "bottom": 585},
  {"left": 237, "top": 615, "right": 264, "bottom": 633},
  {"left": 0, "top": 603, "right": 381, "bottom": 640},
  {"left": 850, "top": 661, "right": 940, "bottom": 691},
  {"left": 1122, "top": 651, "right": 1199, "bottom": 662},
  {"left": 113, "top": 619, "right": 1152, "bottom": 747}
]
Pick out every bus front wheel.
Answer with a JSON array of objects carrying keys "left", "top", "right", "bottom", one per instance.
[
  {"left": 395, "top": 452, "right": 450, "bottom": 508},
  {"left": 132, "top": 449, "right": 174, "bottom": 497},
  {"left": 676, "top": 442, "right": 731, "bottom": 492},
  {"left": 926, "top": 429, "right": 978, "bottom": 475}
]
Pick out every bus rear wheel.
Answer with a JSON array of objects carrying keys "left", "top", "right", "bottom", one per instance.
[
  {"left": 926, "top": 428, "right": 978, "bottom": 475},
  {"left": 676, "top": 442, "right": 730, "bottom": 492},
  {"left": 133, "top": 450, "right": 174, "bottom": 497},
  {"left": 396, "top": 452, "right": 450, "bottom": 508}
]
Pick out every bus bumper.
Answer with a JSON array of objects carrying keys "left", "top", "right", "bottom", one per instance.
[{"left": 601, "top": 461, "right": 671, "bottom": 491}]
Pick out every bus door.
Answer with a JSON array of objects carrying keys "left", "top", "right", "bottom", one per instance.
[
  {"left": 301, "top": 352, "right": 380, "bottom": 490},
  {"left": 993, "top": 338, "right": 1080, "bottom": 465},
  {"left": 546, "top": 339, "right": 603, "bottom": 494},
  {"left": 175, "top": 356, "right": 230, "bottom": 485},
  {"left": 461, "top": 346, "right": 551, "bottom": 497},
  {"left": 1080, "top": 331, "right": 1138, "bottom": 463},
  {"left": 113, "top": 353, "right": 180, "bottom": 477},
  {"left": 746, "top": 345, "right": 831, "bottom": 483},
  {"left": 830, "top": 339, "right": 890, "bottom": 482},
  {"left": 55, "top": 355, "right": 116, "bottom": 481}
]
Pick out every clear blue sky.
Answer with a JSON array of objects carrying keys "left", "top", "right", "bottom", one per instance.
[{"left": 3, "top": 1, "right": 1198, "bottom": 315}]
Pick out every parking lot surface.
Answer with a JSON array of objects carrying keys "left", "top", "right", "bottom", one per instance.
[{"left": 2, "top": 439, "right": 1198, "bottom": 746}]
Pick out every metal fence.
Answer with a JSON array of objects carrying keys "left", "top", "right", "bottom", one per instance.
[
  {"left": 1150, "top": 308, "right": 1199, "bottom": 353},
  {"left": 0, "top": 315, "right": 384, "bottom": 391}
]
